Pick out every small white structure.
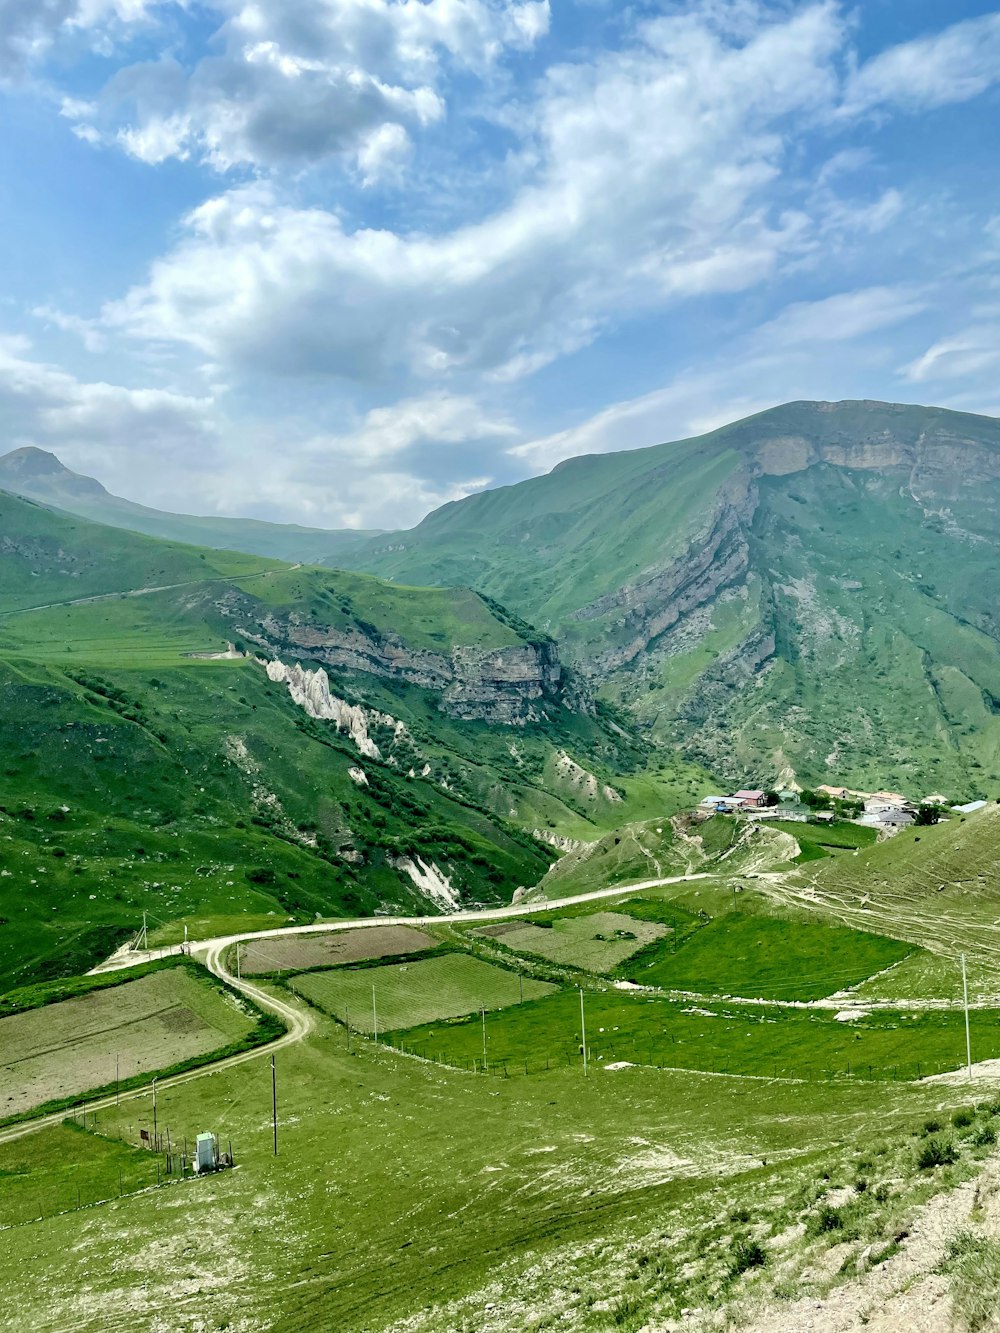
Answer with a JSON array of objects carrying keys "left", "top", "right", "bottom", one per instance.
[
  {"left": 194, "top": 1133, "right": 217, "bottom": 1173},
  {"left": 952, "top": 800, "right": 987, "bottom": 814}
]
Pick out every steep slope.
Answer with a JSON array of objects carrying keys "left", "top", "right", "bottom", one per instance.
[
  {"left": 354, "top": 400, "right": 1000, "bottom": 794},
  {"left": 0, "top": 493, "right": 707, "bottom": 989},
  {"left": 0, "top": 446, "right": 378, "bottom": 564}
]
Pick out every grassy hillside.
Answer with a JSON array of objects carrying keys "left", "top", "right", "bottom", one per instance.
[
  {"left": 0, "top": 493, "right": 714, "bottom": 991},
  {"left": 346, "top": 400, "right": 1000, "bottom": 793}
]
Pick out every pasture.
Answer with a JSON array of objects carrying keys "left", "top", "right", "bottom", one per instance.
[
  {"left": 235, "top": 925, "right": 438, "bottom": 976},
  {"left": 400, "top": 988, "right": 1000, "bottom": 1082},
  {"left": 0, "top": 965, "right": 256, "bottom": 1120},
  {"left": 289, "top": 953, "right": 556, "bottom": 1032},
  {"left": 627, "top": 912, "right": 916, "bottom": 999},
  {"left": 477, "top": 910, "right": 669, "bottom": 972}
]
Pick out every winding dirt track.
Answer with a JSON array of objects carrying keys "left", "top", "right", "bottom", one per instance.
[{"left": 0, "top": 873, "right": 709, "bottom": 1146}]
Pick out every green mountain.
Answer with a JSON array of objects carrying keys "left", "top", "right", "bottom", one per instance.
[
  {"left": 0, "top": 490, "right": 707, "bottom": 990},
  {"left": 352, "top": 399, "right": 1000, "bottom": 798},
  {"left": 0, "top": 446, "right": 378, "bottom": 564}
]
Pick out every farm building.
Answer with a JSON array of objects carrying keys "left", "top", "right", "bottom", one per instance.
[{"left": 733, "top": 789, "right": 767, "bottom": 808}]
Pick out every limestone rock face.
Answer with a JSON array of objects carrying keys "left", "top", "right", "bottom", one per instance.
[
  {"left": 265, "top": 659, "right": 391, "bottom": 757},
  {"left": 253, "top": 622, "right": 561, "bottom": 725}
]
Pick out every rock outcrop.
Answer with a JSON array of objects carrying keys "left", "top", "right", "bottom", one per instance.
[
  {"left": 245, "top": 617, "right": 561, "bottom": 725},
  {"left": 264, "top": 659, "right": 400, "bottom": 758}
]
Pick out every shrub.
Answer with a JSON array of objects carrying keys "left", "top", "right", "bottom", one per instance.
[
  {"left": 974, "top": 1123, "right": 997, "bottom": 1148},
  {"left": 922, "top": 1118, "right": 942, "bottom": 1135},
  {"left": 730, "top": 1238, "right": 767, "bottom": 1275},
  {"left": 917, "top": 1138, "right": 958, "bottom": 1170},
  {"left": 953, "top": 1108, "right": 975, "bottom": 1129},
  {"left": 814, "top": 1205, "right": 844, "bottom": 1233}
]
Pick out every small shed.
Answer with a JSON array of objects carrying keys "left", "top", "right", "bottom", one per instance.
[{"left": 195, "top": 1133, "right": 217, "bottom": 1173}]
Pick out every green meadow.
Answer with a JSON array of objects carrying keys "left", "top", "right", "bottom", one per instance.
[{"left": 396, "top": 988, "right": 999, "bottom": 1083}]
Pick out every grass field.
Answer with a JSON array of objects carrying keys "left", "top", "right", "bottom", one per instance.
[
  {"left": 1, "top": 992, "right": 983, "bottom": 1333},
  {"left": 401, "top": 988, "right": 1000, "bottom": 1082},
  {"left": 236, "top": 926, "right": 438, "bottom": 976},
  {"left": 478, "top": 911, "right": 670, "bottom": 972},
  {"left": 0, "top": 966, "right": 255, "bottom": 1119},
  {"left": 627, "top": 912, "right": 916, "bottom": 999},
  {"left": 290, "top": 953, "right": 557, "bottom": 1032},
  {"left": 0, "top": 1122, "right": 162, "bottom": 1229}
]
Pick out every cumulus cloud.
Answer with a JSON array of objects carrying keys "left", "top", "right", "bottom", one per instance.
[
  {"left": 66, "top": 0, "right": 549, "bottom": 173},
  {"left": 0, "top": 0, "right": 156, "bottom": 80},
  {"left": 104, "top": 4, "right": 858, "bottom": 384}
]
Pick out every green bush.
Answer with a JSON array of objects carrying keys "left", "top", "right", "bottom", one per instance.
[
  {"left": 922, "top": 1117, "right": 942, "bottom": 1135},
  {"left": 814, "top": 1205, "right": 844, "bottom": 1233},
  {"left": 917, "top": 1138, "right": 958, "bottom": 1170},
  {"left": 730, "top": 1238, "right": 767, "bottom": 1275},
  {"left": 953, "top": 1108, "right": 975, "bottom": 1129}
]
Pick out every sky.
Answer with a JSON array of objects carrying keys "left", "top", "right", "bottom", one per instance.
[{"left": 1, "top": 0, "right": 999, "bottom": 531}]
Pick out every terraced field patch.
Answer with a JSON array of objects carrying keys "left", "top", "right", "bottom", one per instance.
[
  {"left": 0, "top": 966, "right": 256, "bottom": 1120},
  {"left": 403, "top": 989, "right": 1000, "bottom": 1081},
  {"left": 627, "top": 913, "right": 916, "bottom": 1000},
  {"left": 236, "top": 925, "right": 437, "bottom": 975},
  {"left": 290, "top": 953, "right": 557, "bottom": 1032},
  {"left": 477, "top": 911, "right": 669, "bottom": 972}
]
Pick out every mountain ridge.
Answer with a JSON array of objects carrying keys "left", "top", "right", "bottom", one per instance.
[{"left": 0, "top": 445, "right": 381, "bottom": 565}]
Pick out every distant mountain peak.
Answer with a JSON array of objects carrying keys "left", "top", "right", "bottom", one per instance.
[{"left": 0, "top": 445, "right": 78, "bottom": 478}]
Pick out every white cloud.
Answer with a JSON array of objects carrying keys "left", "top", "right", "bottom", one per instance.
[
  {"left": 902, "top": 328, "right": 1000, "bottom": 385},
  {"left": 0, "top": 0, "right": 157, "bottom": 80},
  {"left": 104, "top": 4, "right": 858, "bottom": 385},
  {"left": 842, "top": 12, "right": 1000, "bottom": 116},
  {"left": 67, "top": 0, "right": 549, "bottom": 173},
  {"left": 31, "top": 304, "right": 108, "bottom": 353},
  {"left": 314, "top": 391, "right": 517, "bottom": 461},
  {"left": 752, "top": 285, "right": 926, "bottom": 347},
  {"left": 0, "top": 336, "right": 219, "bottom": 478}
]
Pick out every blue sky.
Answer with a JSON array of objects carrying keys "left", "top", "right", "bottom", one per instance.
[{"left": 1, "top": 0, "right": 998, "bottom": 529}]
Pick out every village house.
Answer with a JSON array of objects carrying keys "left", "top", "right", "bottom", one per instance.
[{"left": 733, "top": 789, "right": 767, "bottom": 808}]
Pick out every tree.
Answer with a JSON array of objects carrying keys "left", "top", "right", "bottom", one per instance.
[
  {"left": 764, "top": 790, "right": 780, "bottom": 807},
  {"left": 914, "top": 805, "right": 940, "bottom": 826}
]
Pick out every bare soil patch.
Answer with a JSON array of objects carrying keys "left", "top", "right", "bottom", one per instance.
[
  {"left": 0, "top": 968, "right": 254, "bottom": 1119},
  {"left": 238, "top": 925, "right": 437, "bottom": 975}
]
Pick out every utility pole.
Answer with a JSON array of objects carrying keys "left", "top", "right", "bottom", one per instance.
[
  {"left": 271, "top": 1054, "right": 278, "bottom": 1156},
  {"left": 140, "top": 910, "right": 148, "bottom": 951},
  {"left": 372, "top": 985, "right": 378, "bottom": 1044},
  {"left": 116, "top": 1054, "right": 120, "bottom": 1107},
  {"left": 152, "top": 1078, "right": 158, "bottom": 1148},
  {"left": 236, "top": 941, "right": 241, "bottom": 982},
  {"left": 183, "top": 924, "right": 188, "bottom": 954},
  {"left": 346, "top": 1006, "right": 351, "bottom": 1052},
  {"left": 580, "top": 987, "right": 588, "bottom": 1077},
  {"left": 519, "top": 973, "right": 523, "bottom": 1004},
  {"left": 481, "top": 1004, "right": 487, "bottom": 1073},
  {"left": 962, "top": 953, "right": 973, "bottom": 1081}
]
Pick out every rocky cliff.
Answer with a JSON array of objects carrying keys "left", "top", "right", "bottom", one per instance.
[{"left": 213, "top": 590, "right": 563, "bottom": 725}]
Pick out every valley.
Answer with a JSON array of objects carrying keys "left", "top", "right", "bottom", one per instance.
[{"left": 5, "top": 400, "right": 1000, "bottom": 1331}]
